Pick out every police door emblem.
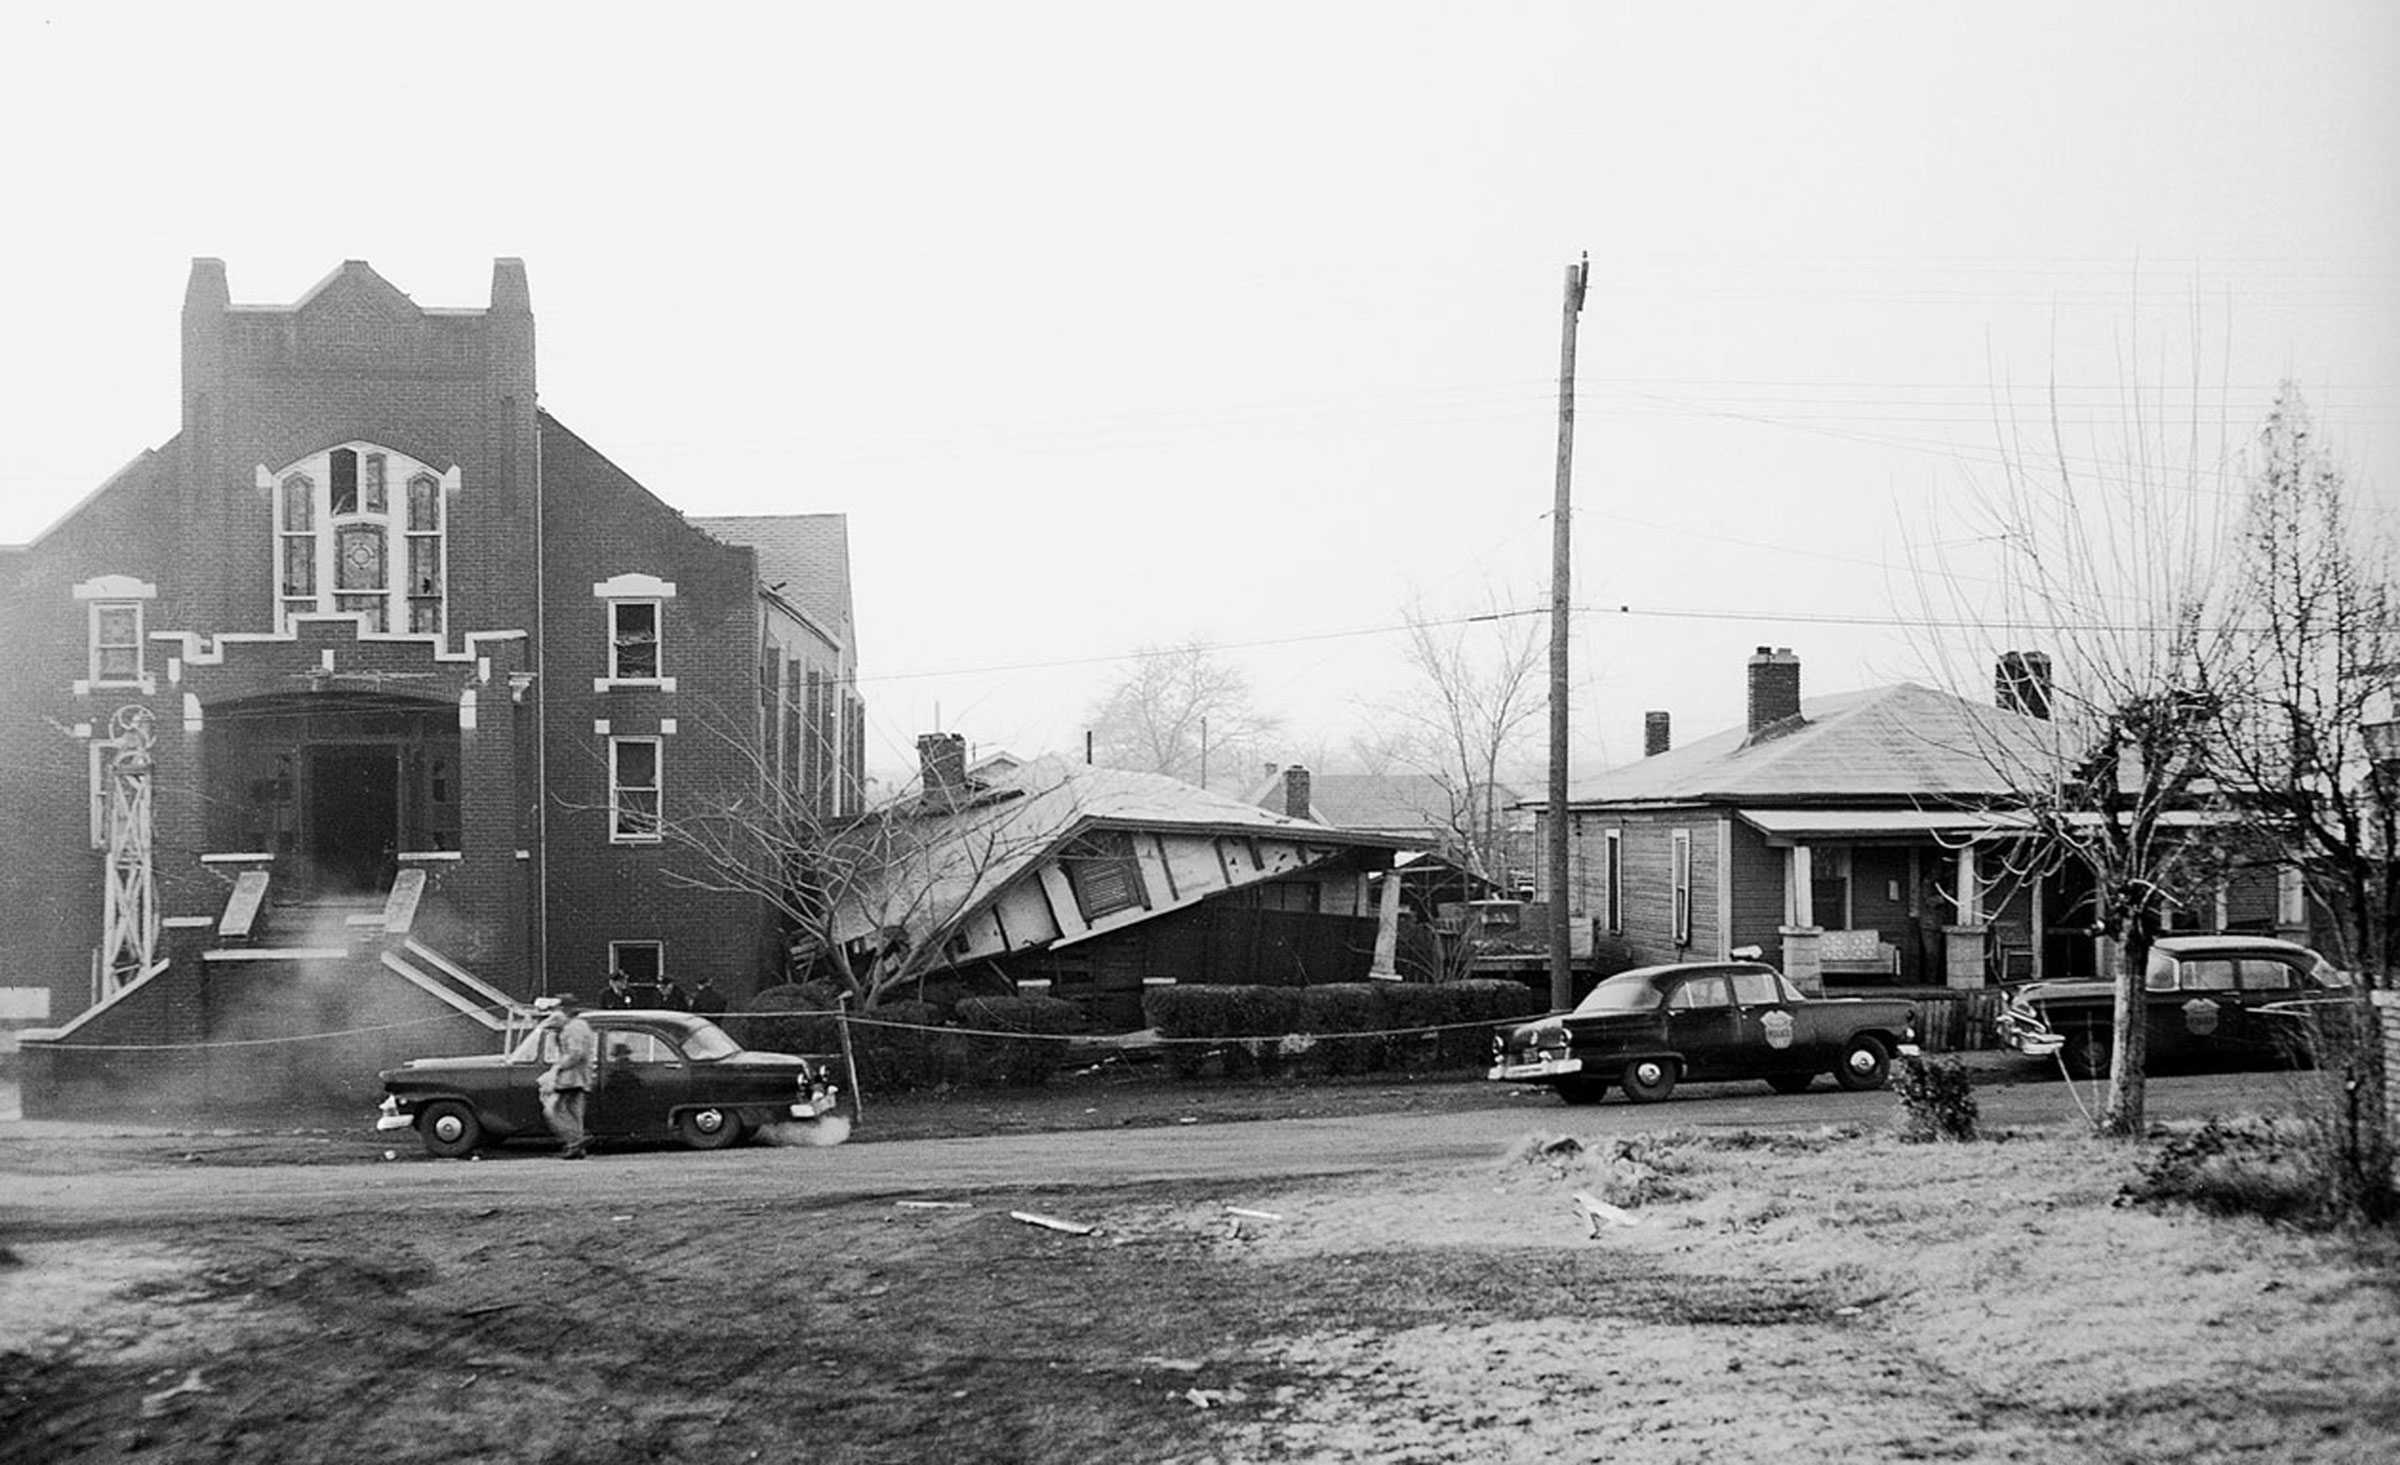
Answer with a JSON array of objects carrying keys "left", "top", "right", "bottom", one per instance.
[
  {"left": 1761, "top": 1010, "right": 1796, "bottom": 1049},
  {"left": 2181, "top": 997, "right": 2221, "bottom": 1037}
]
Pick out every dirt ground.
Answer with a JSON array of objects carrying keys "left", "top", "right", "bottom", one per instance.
[{"left": 4, "top": 1069, "right": 2397, "bottom": 1463}]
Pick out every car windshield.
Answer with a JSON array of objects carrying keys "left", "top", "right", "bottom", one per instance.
[{"left": 1573, "top": 973, "right": 1666, "bottom": 1015}]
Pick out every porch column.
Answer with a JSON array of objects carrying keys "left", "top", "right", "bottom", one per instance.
[
  {"left": 2276, "top": 865, "right": 2310, "bottom": 945},
  {"left": 1367, "top": 866, "right": 1404, "bottom": 980},
  {"left": 1780, "top": 844, "right": 1824, "bottom": 995},
  {"left": 1944, "top": 843, "right": 1988, "bottom": 989}
]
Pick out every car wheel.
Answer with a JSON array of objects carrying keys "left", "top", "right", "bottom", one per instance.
[
  {"left": 1554, "top": 1077, "right": 1609, "bottom": 1106},
  {"left": 417, "top": 1100, "right": 483, "bottom": 1159},
  {"left": 1834, "top": 1035, "right": 1891, "bottom": 1092},
  {"left": 677, "top": 1106, "right": 748, "bottom": 1151},
  {"left": 2061, "top": 1027, "right": 2111, "bottom": 1080},
  {"left": 1766, "top": 1073, "right": 1816, "bottom": 1096},
  {"left": 1620, "top": 1057, "right": 1679, "bottom": 1104}
]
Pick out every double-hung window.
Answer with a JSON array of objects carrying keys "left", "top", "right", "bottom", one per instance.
[
  {"left": 611, "top": 737, "right": 663, "bottom": 842},
  {"left": 610, "top": 601, "right": 661, "bottom": 681},
  {"left": 90, "top": 602, "right": 143, "bottom": 685}
]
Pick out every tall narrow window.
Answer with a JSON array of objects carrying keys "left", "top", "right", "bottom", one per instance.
[
  {"left": 611, "top": 737, "right": 662, "bottom": 841},
  {"left": 280, "top": 474, "right": 317, "bottom": 624},
  {"left": 1604, "top": 828, "right": 1623, "bottom": 934},
  {"left": 330, "top": 448, "right": 359, "bottom": 515},
  {"left": 1671, "top": 829, "right": 1693, "bottom": 947},
  {"left": 610, "top": 602, "right": 660, "bottom": 680},
  {"left": 405, "top": 473, "right": 442, "bottom": 633},
  {"left": 91, "top": 603, "right": 142, "bottom": 685},
  {"left": 362, "top": 452, "right": 388, "bottom": 514}
]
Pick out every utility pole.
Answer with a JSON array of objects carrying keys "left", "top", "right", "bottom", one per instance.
[{"left": 1547, "top": 255, "right": 1588, "bottom": 1013}]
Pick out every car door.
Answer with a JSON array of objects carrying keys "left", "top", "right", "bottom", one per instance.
[
  {"left": 1728, "top": 968, "right": 1808, "bottom": 1075},
  {"left": 2161, "top": 956, "right": 2239, "bottom": 1064},
  {"left": 587, "top": 1026, "right": 692, "bottom": 1139},
  {"left": 1663, "top": 974, "right": 1739, "bottom": 1076},
  {"left": 2230, "top": 956, "right": 2312, "bottom": 1062}
]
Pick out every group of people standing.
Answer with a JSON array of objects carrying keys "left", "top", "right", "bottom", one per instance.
[{"left": 599, "top": 968, "right": 728, "bottom": 1015}]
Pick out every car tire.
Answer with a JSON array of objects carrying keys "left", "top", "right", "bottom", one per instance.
[
  {"left": 1554, "top": 1077, "right": 1609, "bottom": 1106},
  {"left": 1620, "top": 1057, "right": 1679, "bottom": 1104},
  {"left": 2062, "top": 1027, "right": 2111, "bottom": 1080},
  {"left": 417, "top": 1100, "right": 483, "bottom": 1159},
  {"left": 677, "top": 1106, "right": 748, "bottom": 1151},
  {"left": 1766, "top": 1073, "right": 1816, "bottom": 1096},
  {"left": 1834, "top": 1035, "right": 1891, "bottom": 1092}
]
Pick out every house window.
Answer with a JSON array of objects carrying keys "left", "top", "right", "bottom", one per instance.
[
  {"left": 330, "top": 448, "right": 359, "bottom": 515},
  {"left": 1671, "top": 828, "right": 1693, "bottom": 947},
  {"left": 610, "top": 602, "right": 661, "bottom": 681},
  {"left": 1064, "top": 830, "right": 1146, "bottom": 922},
  {"left": 610, "top": 940, "right": 664, "bottom": 987},
  {"left": 1603, "top": 829, "right": 1623, "bottom": 934},
  {"left": 335, "top": 525, "right": 387, "bottom": 630},
  {"left": 90, "top": 602, "right": 143, "bottom": 685},
  {"left": 611, "top": 737, "right": 662, "bottom": 841}
]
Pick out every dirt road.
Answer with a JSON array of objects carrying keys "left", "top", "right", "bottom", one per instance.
[{"left": 10, "top": 1067, "right": 2387, "bottom": 1465}]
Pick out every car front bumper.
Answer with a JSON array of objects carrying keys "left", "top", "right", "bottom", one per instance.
[
  {"left": 1488, "top": 1055, "right": 1584, "bottom": 1082},
  {"left": 1995, "top": 1011, "right": 2064, "bottom": 1058},
  {"left": 374, "top": 1096, "right": 414, "bottom": 1133}
]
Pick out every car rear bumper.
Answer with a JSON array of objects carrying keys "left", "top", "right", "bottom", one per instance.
[
  {"left": 1488, "top": 1056, "right": 1584, "bottom": 1082},
  {"left": 1995, "top": 1011, "right": 2064, "bottom": 1057}
]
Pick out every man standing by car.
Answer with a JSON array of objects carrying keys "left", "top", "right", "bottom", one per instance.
[{"left": 538, "top": 993, "right": 598, "bottom": 1159}]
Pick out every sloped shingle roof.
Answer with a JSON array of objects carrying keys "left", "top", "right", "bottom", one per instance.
[
  {"left": 690, "top": 513, "right": 853, "bottom": 645},
  {"left": 1251, "top": 772, "right": 1520, "bottom": 838},
  {"left": 835, "top": 756, "right": 1407, "bottom": 949},
  {"left": 1555, "top": 683, "right": 2057, "bottom": 807}
]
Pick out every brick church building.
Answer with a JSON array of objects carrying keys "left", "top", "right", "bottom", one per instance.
[{"left": 0, "top": 259, "right": 862, "bottom": 1112}]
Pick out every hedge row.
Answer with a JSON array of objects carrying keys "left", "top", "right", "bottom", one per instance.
[
  {"left": 725, "top": 989, "right": 1085, "bottom": 1092},
  {"left": 1142, "top": 980, "right": 1546, "bottom": 1078}
]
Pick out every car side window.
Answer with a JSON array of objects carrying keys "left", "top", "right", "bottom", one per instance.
[
  {"left": 2238, "top": 959, "right": 2294, "bottom": 992},
  {"left": 602, "top": 1031, "right": 677, "bottom": 1065},
  {"left": 1729, "top": 970, "right": 1780, "bottom": 1006},
  {"left": 1668, "top": 976, "right": 1731, "bottom": 1010},
  {"left": 2143, "top": 952, "right": 2177, "bottom": 992},
  {"left": 2180, "top": 960, "right": 2237, "bottom": 992}
]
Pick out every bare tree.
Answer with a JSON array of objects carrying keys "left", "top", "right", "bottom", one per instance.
[
  {"left": 609, "top": 706, "right": 1065, "bottom": 1008},
  {"left": 2199, "top": 384, "right": 2395, "bottom": 1218},
  {"left": 1085, "top": 641, "right": 1278, "bottom": 791},
  {"left": 2205, "top": 385, "right": 2400, "bottom": 980},
  {"left": 1370, "top": 594, "right": 1546, "bottom": 883},
  {"left": 1911, "top": 359, "right": 2238, "bottom": 1137}
]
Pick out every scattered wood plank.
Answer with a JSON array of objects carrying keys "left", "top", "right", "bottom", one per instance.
[
  {"left": 1572, "top": 1191, "right": 1641, "bottom": 1237},
  {"left": 1224, "top": 1207, "right": 1283, "bottom": 1222},
  {"left": 1009, "top": 1210, "right": 1098, "bottom": 1236}
]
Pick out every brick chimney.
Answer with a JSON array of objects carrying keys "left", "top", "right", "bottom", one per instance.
[
  {"left": 917, "top": 733, "right": 967, "bottom": 802},
  {"left": 1643, "top": 710, "right": 1672, "bottom": 757},
  {"left": 1995, "top": 650, "right": 2053, "bottom": 719},
  {"left": 1282, "top": 765, "right": 1314, "bottom": 820},
  {"left": 1746, "top": 647, "right": 1802, "bottom": 736}
]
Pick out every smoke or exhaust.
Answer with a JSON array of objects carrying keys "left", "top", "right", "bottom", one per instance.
[{"left": 761, "top": 1114, "right": 852, "bottom": 1148}]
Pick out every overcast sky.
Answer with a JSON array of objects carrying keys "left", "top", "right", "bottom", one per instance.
[{"left": 3, "top": 3, "right": 2394, "bottom": 786}]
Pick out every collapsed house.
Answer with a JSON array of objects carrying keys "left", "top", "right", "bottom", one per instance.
[{"left": 832, "top": 737, "right": 1415, "bottom": 1028}]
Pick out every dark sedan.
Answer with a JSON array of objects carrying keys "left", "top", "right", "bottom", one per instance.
[
  {"left": 1997, "top": 935, "right": 2354, "bottom": 1078},
  {"left": 1488, "top": 961, "right": 1920, "bottom": 1105},
  {"left": 377, "top": 1009, "right": 841, "bottom": 1157}
]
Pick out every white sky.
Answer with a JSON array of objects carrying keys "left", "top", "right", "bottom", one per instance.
[{"left": 3, "top": 3, "right": 2395, "bottom": 786}]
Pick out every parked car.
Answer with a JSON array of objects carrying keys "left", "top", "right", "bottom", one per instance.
[
  {"left": 1997, "top": 935, "right": 2354, "bottom": 1078},
  {"left": 376, "top": 1009, "right": 842, "bottom": 1158},
  {"left": 1487, "top": 961, "right": 1919, "bottom": 1105}
]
